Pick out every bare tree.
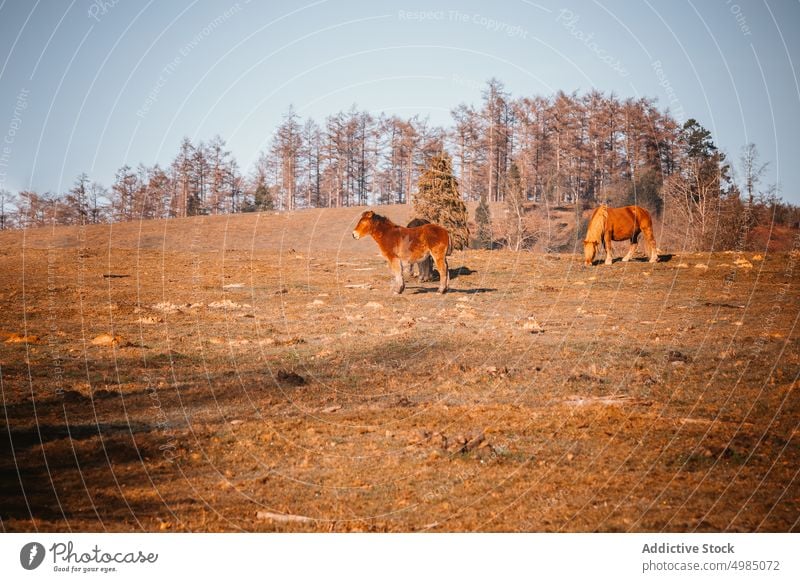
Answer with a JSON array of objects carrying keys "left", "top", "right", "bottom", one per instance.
[
  {"left": 206, "top": 135, "right": 231, "bottom": 214},
  {"left": 501, "top": 162, "right": 536, "bottom": 250},
  {"left": 738, "top": 143, "right": 773, "bottom": 207},
  {"left": 111, "top": 166, "right": 139, "bottom": 221},
  {"left": 171, "top": 138, "right": 195, "bottom": 217},
  {"left": 661, "top": 119, "right": 730, "bottom": 250},
  {"left": 300, "top": 119, "right": 323, "bottom": 208},
  {"left": 88, "top": 181, "right": 108, "bottom": 223},
  {"left": 482, "top": 79, "right": 512, "bottom": 202},
  {"left": 0, "top": 188, "right": 16, "bottom": 229},
  {"left": 272, "top": 107, "right": 303, "bottom": 211},
  {"left": 450, "top": 103, "right": 484, "bottom": 202},
  {"left": 63, "top": 173, "right": 90, "bottom": 225},
  {"left": 17, "top": 190, "right": 58, "bottom": 227},
  {"left": 143, "top": 165, "right": 170, "bottom": 219},
  {"left": 190, "top": 141, "right": 210, "bottom": 215}
]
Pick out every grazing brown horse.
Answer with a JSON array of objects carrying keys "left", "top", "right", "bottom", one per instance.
[
  {"left": 406, "top": 218, "right": 435, "bottom": 282},
  {"left": 583, "top": 205, "right": 658, "bottom": 266},
  {"left": 352, "top": 210, "right": 450, "bottom": 294}
]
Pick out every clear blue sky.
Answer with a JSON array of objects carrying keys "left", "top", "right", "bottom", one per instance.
[{"left": 1, "top": 0, "right": 798, "bottom": 203}]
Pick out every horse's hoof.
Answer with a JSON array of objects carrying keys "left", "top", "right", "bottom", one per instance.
[{"left": 437, "top": 288, "right": 447, "bottom": 294}]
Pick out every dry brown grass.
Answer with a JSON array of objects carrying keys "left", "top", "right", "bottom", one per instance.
[{"left": 1, "top": 206, "right": 798, "bottom": 532}]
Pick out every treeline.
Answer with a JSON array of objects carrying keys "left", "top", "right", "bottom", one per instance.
[
  {"left": 1, "top": 79, "right": 796, "bottom": 250},
  {"left": 2, "top": 134, "right": 246, "bottom": 228}
]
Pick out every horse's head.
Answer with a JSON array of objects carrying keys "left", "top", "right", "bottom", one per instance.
[
  {"left": 583, "top": 240, "right": 598, "bottom": 266},
  {"left": 352, "top": 210, "right": 375, "bottom": 240}
]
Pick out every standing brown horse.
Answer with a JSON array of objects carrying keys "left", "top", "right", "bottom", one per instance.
[
  {"left": 583, "top": 205, "right": 658, "bottom": 266},
  {"left": 352, "top": 210, "right": 450, "bottom": 294}
]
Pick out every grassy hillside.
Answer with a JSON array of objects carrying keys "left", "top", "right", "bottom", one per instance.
[{"left": 0, "top": 206, "right": 797, "bottom": 532}]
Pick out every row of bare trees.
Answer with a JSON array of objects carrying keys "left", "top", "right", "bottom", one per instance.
[
  {"left": 259, "top": 81, "right": 684, "bottom": 211},
  {"left": 1, "top": 79, "right": 795, "bottom": 251},
  {"left": 256, "top": 106, "right": 445, "bottom": 210},
  {"left": 4, "top": 136, "right": 245, "bottom": 228}
]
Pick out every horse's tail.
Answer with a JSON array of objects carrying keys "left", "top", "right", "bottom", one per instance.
[
  {"left": 446, "top": 230, "right": 453, "bottom": 256},
  {"left": 585, "top": 205, "right": 608, "bottom": 243}
]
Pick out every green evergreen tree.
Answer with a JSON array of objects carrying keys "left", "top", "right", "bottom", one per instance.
[
  {"left": 474, "top": 195, "right": 492, "bottom": 249},
  {"left": 254, "top": 181, "right": 274, "bottom": 211},
  {"left": 413, "top": 152, "right": 469, "bottom": 250}
]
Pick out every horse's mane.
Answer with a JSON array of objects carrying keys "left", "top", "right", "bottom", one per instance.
[
  {"left": 584, "top": 205, "right": 608, "bottom": 243},
  {"left": 370, "top": 213, "right": 396, "bottom": 227}
]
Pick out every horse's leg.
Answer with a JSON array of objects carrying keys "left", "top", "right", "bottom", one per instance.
[
  {"left": 389, "top": 258, "right": 405, "bottom": 294},
  {"left": 622, "top": 233, "right": 639, "bottom": 262},
  {"left": 604, "top": 231, "right": 614, "bottom": 265},
  {"left": 433, "top": 252, "right": 448, "bottom": 293},
  {"left": 646, "top": 230, "right": 658, "bottom": 263},
  {"left": 420, "top": 255, "right": 433, "bottom": 282}
]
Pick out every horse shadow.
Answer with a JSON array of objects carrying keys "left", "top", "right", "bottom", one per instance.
[
  {"left": 411, "top": 264, "right": 476, "bottom": 282},
  {"left": 449, "top": 265, "right": 477, "bottom": 279},
  {"left": 591, "top": 253, "right": 673, "bottom": 266},
  {"left": 411, "top": 286, "right": 496, "bottom": 295}
]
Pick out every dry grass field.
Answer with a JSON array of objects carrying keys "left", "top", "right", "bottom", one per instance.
[{"left": 1, "top": 205, "right": 798, "bottom": 532}]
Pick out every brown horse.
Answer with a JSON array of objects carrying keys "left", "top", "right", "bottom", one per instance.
[
  {"left": 352, "top": 210, "right": 450, "bottom": 294},
  {"left": 583, "top": 205, "right": 658, "bottom": 266}
]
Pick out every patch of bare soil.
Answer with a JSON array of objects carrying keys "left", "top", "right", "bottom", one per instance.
[{"left": 0, "top": 207, "right": 798, "bottom": 532}]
